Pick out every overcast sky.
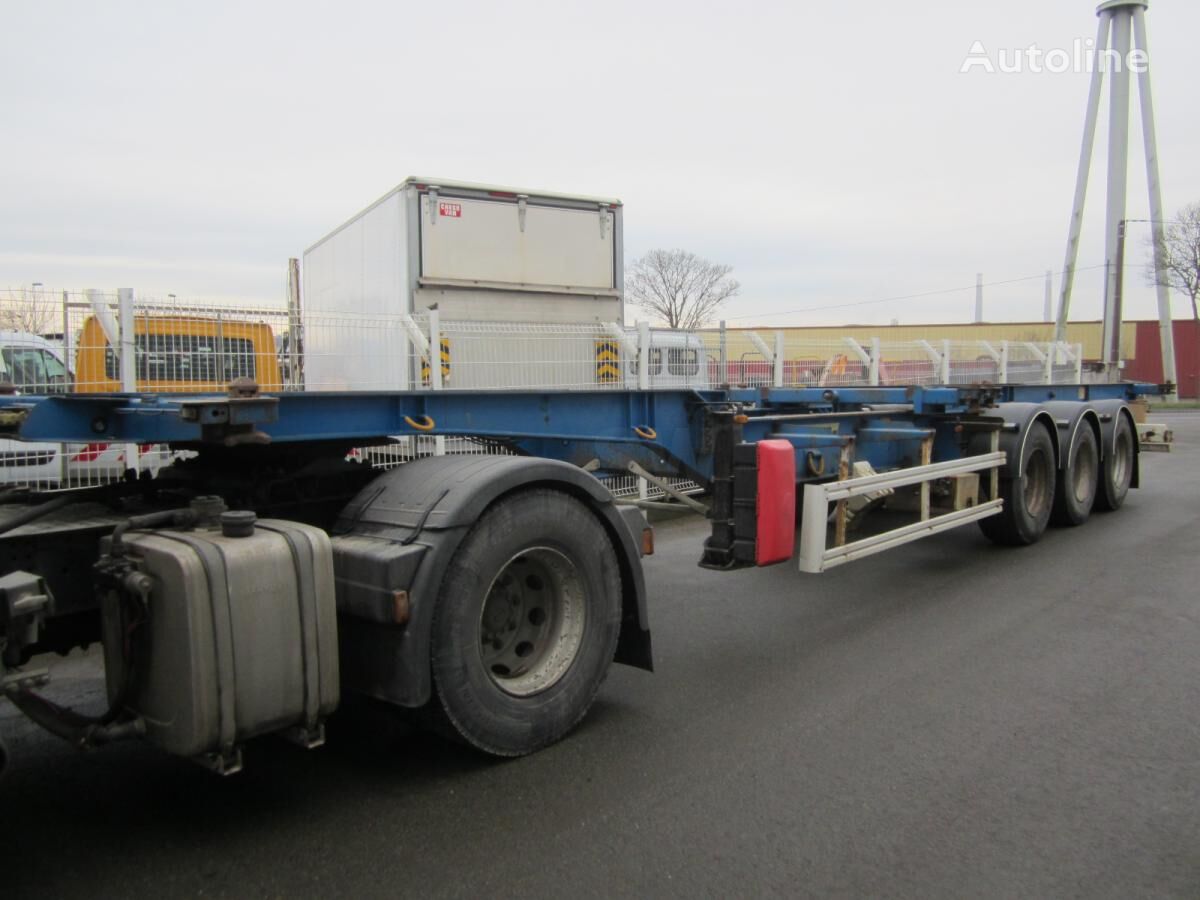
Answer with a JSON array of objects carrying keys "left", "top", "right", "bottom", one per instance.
[{"left": 3, "top": 0, "right": 1198, "bottom": 327}]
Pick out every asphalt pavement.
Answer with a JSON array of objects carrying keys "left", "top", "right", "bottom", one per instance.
[{"left": 2, "top": 413, "right": 1198, "bottom": 899}]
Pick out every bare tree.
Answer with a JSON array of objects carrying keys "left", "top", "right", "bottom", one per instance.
[
  {"left": 1146, "top": 201, "right": 1200, "bottom": 323},
  {"left": 625, "top": 249, "right": 739, "bottom": 330},
  {"left": 0, "top": 287, "right": 57, "bottom": 334}
]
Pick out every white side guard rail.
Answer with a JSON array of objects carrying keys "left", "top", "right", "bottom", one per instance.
[{"left": 798, "top": 447, "right": 1006, "bottom": 574}]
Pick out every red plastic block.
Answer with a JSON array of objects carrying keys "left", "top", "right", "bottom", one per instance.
[{"left": 756, "top": 439, "right": 796, "bottom": 566}]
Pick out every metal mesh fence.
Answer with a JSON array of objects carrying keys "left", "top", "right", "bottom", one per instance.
[
  {"left": 300, "top": 308, "right": 413, "bottom": 392},
  {"left": 0, "top": 288, "right": 293, "bottom": 394},
  {"left": 1005, "top": 343, "right": 1045, "bottom": 385},
  {"left": 431, "top": 319, "right": 619, "bottom": 392},
  {"left": 0, "top": 286, "right": 1090, "bottom": 492},
  {"left": 875, "top": 341, "right": 933, "bottom": 386},
  {"left": 0, "top": 441, "right": 179, "bottom": 492},
  {"left": 944, "top": 340, "right": 997, "bottom": 385},
  {"left": 784, "top": 336, "right": 870, "bottom": 387}
]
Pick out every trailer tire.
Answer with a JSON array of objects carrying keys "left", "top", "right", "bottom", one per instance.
[
  {"left": 1051, "top": 423, "right": 1099, "bottom": 527},
  {"left": 979, "top": 422, "right": 1057, "bottom": 546},
  {"left": 429, "top": 488, "right": 621, "bottom": 756},
  {"left": 1095, "top": 413, "right": 1135, "bottom": 512}
]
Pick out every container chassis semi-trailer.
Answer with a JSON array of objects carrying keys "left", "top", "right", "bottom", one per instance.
[{"left": 0, "top": 381, "right": 1156, "bottom": 774}]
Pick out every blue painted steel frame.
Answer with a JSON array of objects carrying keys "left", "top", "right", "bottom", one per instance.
[{"left": 1, "top": 382, "right": 1156, "bottom": 488}]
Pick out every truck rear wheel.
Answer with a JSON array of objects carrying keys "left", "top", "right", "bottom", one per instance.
[
  {"left": 430, "top": 488, "right": 622, "bottom": 756},
  {"left": 1051, "top": 423, "right": 1098, "bottom": 527},
  {"left": 1095, "top": 414, "right": 1135, "bottom": 512},
  {"left": 979, "top": 422, "right": 1056, "bottom": 546}
]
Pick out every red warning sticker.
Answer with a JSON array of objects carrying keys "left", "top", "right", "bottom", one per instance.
[{"left": 438, "top": 201, "right": 462, "bottom": 218}]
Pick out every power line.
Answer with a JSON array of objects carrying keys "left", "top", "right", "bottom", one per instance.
[{"left": 726, "top": 263, "right": 1111, "bottom": 321}]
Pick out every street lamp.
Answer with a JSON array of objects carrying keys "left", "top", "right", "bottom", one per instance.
[{"left": 28, "top": 283, "right": 45, "bottom": 335}]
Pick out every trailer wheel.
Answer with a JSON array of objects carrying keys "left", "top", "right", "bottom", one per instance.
[
  {"left": 979, "top": 422, "right": 1057, "bottom": 546},
  {"left": 430, "top": 488, "right": 621, "bottom": 756},
  {"left": 1095, "top": 413, "right": 1135, "bottom": 512},
  {"left": 1051, "top": 423, "right": 1098, "bottom": 527}
]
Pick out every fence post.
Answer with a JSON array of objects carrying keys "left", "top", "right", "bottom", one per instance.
[
  {"left": 85, "top": 288, "right": 119, "bottom": 349},
  {"left": 870, "top": 337, "right": 880, "bottom": 386},
  {"left": 116, "top": 289, "right": 135, "bottom": 392},
  {"left": 843, "top": 337, "right": 871, "bottom": 386},
  {"left": 719, "top": 319, "right": 727, "bottom": 385},
  {"left": 51, "top": 290, "right": 73, "bottom": 484},
  {"left": 941, "top": 339, "right": 952, "bottom": 385},
  {"left": 637, "top": 320, "right": 652, "bottom": 499},
  {"left": 916, "top": 340, "right": 942, "bottom": 385},
  {"left": 428, "top": 308, "right": 443, "bottom": 391},
  {"left": 428, "top": 308, "right": 445, "bottom": 456},
  {"left": 1043, "top": 343, "right": 1054, "bottom": 384},
  {"left": 286, "top": 257, "right": 302, "bottom": 390},
  {"left": 116, "top": 288, "right": 139, "bottom": 475},
  {"left": 746, "top": 331, "right": 774, "bottom": 387},
  {"left": 637, "top": 321, "right": 650, "bottom": 390},
  {"left": 1000, "top": 341, "right": 1009, "bottom": 384},
  {"left": 773, "top": 331, "right": 784, "bottom": 387},
  {"left": 1019, "top": 342, "right": 1048, "bottom": 386},
  {"left": 1074, "top": 343, "right": 1084, "bottom": 382},
  {"left": 60, "top": 291, "right": 71, "bottom": 377}
]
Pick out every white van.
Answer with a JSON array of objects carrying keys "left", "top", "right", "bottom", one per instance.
[
  {"left": 0, "top": 332, "right": 170, "bottom": 489},
  {"left": 0, "top": 331, "right": 72, "bottom": 393},
  {"left": 626, "top": 331, "right": 710, "bottom": 389}
]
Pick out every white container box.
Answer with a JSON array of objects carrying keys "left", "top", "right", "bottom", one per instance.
[{"left": 301, "top": 178, "right": 623, "bottom": 390}]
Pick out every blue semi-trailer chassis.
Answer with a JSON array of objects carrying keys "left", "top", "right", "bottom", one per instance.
[{"left": 0, "top": 380, "right": 1162, "bottom": 770}]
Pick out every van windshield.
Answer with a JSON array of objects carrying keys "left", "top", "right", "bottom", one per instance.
[
  {"left": 103, "top": 334, "right": 258, "bottom": 383},
  {"left": 1, "top": 347, "right": 70, "bottom": 394}
]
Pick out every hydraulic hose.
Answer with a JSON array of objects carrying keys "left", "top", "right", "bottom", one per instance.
[
  {"left": 0, "top": 494, "right": 75, "bottom": 536},
  {"left": 108, "top": 507, "right": 197, "bottom": 557},
  {"left": 0, "top": 507, "right": 186, "bottom": 752},
  {"left": 3, "top": 685, "right": 145, "bottom": 749}
]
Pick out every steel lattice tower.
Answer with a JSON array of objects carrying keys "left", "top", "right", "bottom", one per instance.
[{"left": 1055, "top": 0, "right": 1176, "bottom": 386}]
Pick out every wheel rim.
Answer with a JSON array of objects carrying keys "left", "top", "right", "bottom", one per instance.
[
  {"left": 478, "top": 547, "right": 586, "bottom": 697},
  {"left": 1024, "top": 447, "right": 1051, "bottom": 516},
  {"left": 1073, "top": 441, "right": 1097, "bottom": 503},
  {"left": 1111, "top": 428, "right": 1131, "bottom": 489}
]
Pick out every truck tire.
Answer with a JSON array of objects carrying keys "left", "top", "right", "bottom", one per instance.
[
  {"left": 1095, "top": 414, "right": 1135, "bottom": 512},
  {"left": 979, "top": 422, "right": 1057, "bottom": 546},
  {"left": 1051, "top": 423, "right": 1098, "bottom": 527},
  {"left": 430, "top": 488, "right": 622, "bottom": 756}
]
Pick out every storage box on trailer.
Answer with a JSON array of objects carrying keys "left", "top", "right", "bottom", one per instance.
[{"left": 302, "top": 178, "right": 623, "bottom": 390}]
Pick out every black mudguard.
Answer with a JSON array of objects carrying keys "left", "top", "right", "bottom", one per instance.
[
  {"left": 968, "top": 403, "right": 1061, "bottom": 478},
  {"left": 331, "top": 456, "right": 652, "bottom": 709},
  {"left": 1090, "top": 399, "right": 1140, "bottom": 489},
  {"left": 1040, "top": 400, "right": 1102, "bottom": 473}
]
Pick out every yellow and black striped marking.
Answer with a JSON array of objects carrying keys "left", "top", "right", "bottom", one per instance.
[
  {"left": 595, "top": 339, "right": 621, "bottom": 384},
  {"left": 421, "top": 338, "right": 451, "bottom": 386}
]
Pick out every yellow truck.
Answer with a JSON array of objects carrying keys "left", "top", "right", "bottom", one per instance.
[{"left": 73, "top": 314, "right": 282, "bottom": 393}]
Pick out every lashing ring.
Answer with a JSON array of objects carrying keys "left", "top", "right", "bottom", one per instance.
[
  {"left": 404, "top": 415, "right": 436, "bottom": 432},
  {"left": 806, "top": 450, "right": 826, "bottom": 477},
  {"left": 633, "top": 425, "right": 658, "bottom": 441}
]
